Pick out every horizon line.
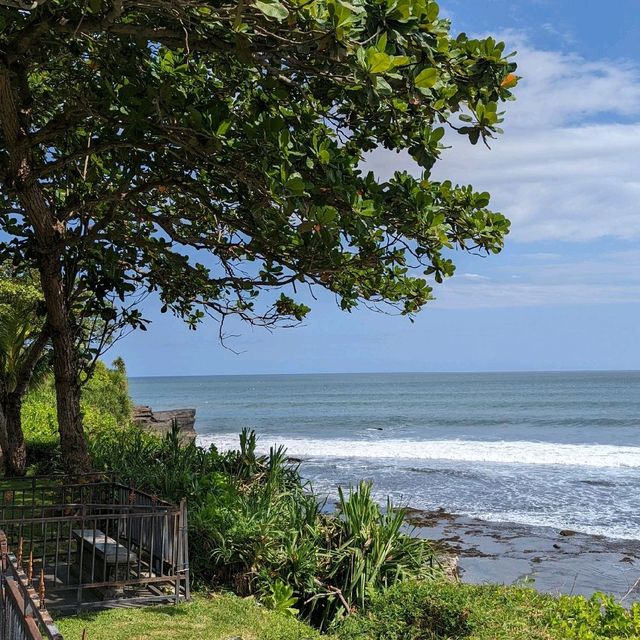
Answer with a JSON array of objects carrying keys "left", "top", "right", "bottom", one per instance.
[{"left": 127, "top": 368, "right": 640, "bottom": 379}]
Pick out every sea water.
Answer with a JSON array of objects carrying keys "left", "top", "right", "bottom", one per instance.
[{"left": 128, "top": 371, "right": 640, "bottom": 540}]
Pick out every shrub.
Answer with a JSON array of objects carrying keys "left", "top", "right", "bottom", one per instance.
[
  {"left": 88, "top": 426, "right": 437, "bottom": 630},
  {"left": 312, "top": 482, "right": 434, "bottom": 629},
  {"left": 551, "top": 593, "right": 640, "bottom": 639},
  {"left": 336, "top": 579, "right": 473, "bottom": 640}
]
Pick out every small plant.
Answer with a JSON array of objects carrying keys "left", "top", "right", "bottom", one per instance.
[
  {"left": 552, "top": 592, "right": 640, "bottom": 639},
  {"left": 261, "top": 580, "right": 300, "bottom": 617},
  {"left": 336, "top": 579, "right": 473, "bottom": 640}
]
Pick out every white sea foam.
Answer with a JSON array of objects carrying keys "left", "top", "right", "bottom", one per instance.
[
  {"left": 197, "top": 434, "right": 640, "bottom": 469},
  {"left": 466, "top": 511, "right": 640, "bottom": 541}
]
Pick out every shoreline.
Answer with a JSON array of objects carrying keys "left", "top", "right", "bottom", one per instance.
[{"left": 405, "top": 507, "right": 640, "bottom": 602}]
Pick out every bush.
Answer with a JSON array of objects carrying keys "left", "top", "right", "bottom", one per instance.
[
  {"left": 21, "top": 359, "right": 133, "bottom": 472},
  {"left": 336, "top": 580, "right": 568, "bottom": 640},
  {"left": 336, "top": 580, "right": 472, "bottom": 640},
  {"left": 551, "top": 593, "right": 640, "bottom": 639},
  {"left": 89, "top": 426, "right": 437, "bottom": 630}
]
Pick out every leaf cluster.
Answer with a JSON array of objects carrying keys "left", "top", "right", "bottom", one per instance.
[{"left": 0, "top": 0, "right": 516, "bottom": 330}]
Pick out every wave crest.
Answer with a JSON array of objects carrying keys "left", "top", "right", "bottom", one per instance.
[{"left": 197, "top": 435, "right": 640, "bottom": 469}]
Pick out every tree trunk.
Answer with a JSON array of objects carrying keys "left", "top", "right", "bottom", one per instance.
[
  {"left": 3, "top": 393, "right": 26, "bottom": 476},
  {"left": 0, "top": 403, "right": 8, "bottom": 474},
  {"left": 0, "top": 65, "right": 91, "bottom": 474},
  {"left": 39, "top": 256, "right": 91, "bottom": 474}
]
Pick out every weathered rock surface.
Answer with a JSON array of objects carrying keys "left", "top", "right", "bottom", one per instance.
[{"left": 133, "top": 405, "right": 197, "bottom": 442}]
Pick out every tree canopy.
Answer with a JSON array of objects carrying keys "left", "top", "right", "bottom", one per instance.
[{"left": 0, "top": 0, "right": 516, "bottom": 470}]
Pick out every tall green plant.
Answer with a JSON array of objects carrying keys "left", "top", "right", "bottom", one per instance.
[
  {"left": 310, "top": 481, "right": 433, "bottom": 628},
  {"left": 87, "top": 427, "right": 437, "bottom": 630},
  {"left": 0, "top": 267, "right": 49, "bottom": 475}
]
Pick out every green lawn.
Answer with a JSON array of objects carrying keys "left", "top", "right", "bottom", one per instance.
[
  {"left": 56, "top": 581, "right": 637, "bottom": 640},
  {"left": 56, "top": 583, "right": 558, "bottom": 640},
  {"left": 57, "top": 594, "right": 326, "bottom": 640}
]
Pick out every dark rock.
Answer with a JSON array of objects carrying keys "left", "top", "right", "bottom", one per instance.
[{"left": 133, "top": 405, "right": 197, "bottom": 442}]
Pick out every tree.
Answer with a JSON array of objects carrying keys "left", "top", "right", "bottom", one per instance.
[
  {"left": 0, "top": 267, "right": 49, "bottom": 475},
  {"left": 0, "top": 0, "right": 516, "bottom": 471}
]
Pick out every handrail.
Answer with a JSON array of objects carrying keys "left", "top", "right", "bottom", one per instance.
[{"left": 1, "top": 530, "right": 64, "bottom": 640}]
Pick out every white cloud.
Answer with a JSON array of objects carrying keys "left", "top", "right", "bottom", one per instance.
[
  {"left": 366, "top": 34, "right": 640, "bottom": 243},
  {"left": 432, "top": 250, "right": 640, "bottom": 309},
  {"left": 435, "top": 280, "right": 639, "bottom": 309}
]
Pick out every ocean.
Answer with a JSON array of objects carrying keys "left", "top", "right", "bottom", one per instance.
[{"left": 128, "top": 371, "right": 640, "bottom": 541}]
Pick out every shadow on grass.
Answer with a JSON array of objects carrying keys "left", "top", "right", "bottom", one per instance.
[{"left": 58, "top": 603, "right": 191, "bottom": 622}]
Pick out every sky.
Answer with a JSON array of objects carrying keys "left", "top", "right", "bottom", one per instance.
[{"left": 114, "top": 0, "right": 640, "bottom": 376}]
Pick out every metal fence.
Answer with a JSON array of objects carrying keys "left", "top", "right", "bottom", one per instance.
[
  {"left": 0, "top": 474, "right": 189, "bottom": 613},
  {"left": 0, "top": 530, "right": 63, "bottom": 640}
]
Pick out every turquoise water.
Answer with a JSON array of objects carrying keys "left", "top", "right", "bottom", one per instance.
[{"left": 129, "top": 371, "right": 640, "bottom": 539}]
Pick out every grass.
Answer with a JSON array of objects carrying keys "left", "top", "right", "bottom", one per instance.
[
  {"left": 57, "top": 593, "right": 327, "bottom": 640},
  {"left": 335, "top": 580, "right": 559, "bottom": 640},
  {"left": 56, "top": 582, "right": 564, "bottom": 640}
]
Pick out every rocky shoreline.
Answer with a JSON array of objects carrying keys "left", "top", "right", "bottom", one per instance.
[
  {"left": 133, "top": 405, "right": 198, "bottom": 442},
  {"left": 405, "top": 507, "right": 640, "bottom": 602}
]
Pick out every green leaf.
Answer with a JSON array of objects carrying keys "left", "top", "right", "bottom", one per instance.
[
  {"left": 375, "top": 76, "right": 393, "bottom": 95},
  {"left": 254, "top": 0, "right": 290, "bottom": 21},
  {"left": 285, "top": 174, "right": 306, "bottom": 195},
  {"left": 368, "top": 52, "right": 392, "bottom": 74},
  {"left": 415, "top": 67, "right": 438, "bottom": 88}
]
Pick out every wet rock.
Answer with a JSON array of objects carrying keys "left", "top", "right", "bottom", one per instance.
[{"left": 404, "top": 506, "right": 457, "bottom": 528}]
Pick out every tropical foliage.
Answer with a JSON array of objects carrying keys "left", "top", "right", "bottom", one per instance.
[
  {"left": 89, "top": 426, "right": 437, "bottom": 629},
  {"left": 0, "top": 266, "right": 49, "bottom": 474},
  {"left": 0, "top": 0, "right": 516, "bottom": 471}
]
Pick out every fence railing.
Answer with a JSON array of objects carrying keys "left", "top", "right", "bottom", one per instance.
[
  {"left": 0, "top": 474, "right": 189, "bottom": 612},
  {"left": 0, "top": 530, "right": 63, "bottom": 640}
]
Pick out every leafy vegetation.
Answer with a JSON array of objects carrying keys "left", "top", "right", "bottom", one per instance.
[
  {"left": 1, "top": 0, "right": 516, "bottom": 472},
  {"left": 551, "top": 593, "right": 640, "bottom": 639},
  {"left": 336, "top": 580, "right": 559, "bottom": 640},
  {"left": 0, "top": 265, "right": 49, "bottom": 475},
  {"left": 89, "top": 426, "right": 436, "bottom": 629}
]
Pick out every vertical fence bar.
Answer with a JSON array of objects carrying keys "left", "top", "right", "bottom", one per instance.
[{"left": 1, "top": 476, "right": 189, "bottom": 612}]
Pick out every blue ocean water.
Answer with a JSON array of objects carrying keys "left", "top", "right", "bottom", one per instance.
[{"left": 128, "top": 371, "right": 640, "bottom": 540}]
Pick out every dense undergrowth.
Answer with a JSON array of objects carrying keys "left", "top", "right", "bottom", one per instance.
[
  {"left": 20, "top": 361, "right": 640, "bottom": 639},
  {"left": 22, "top": 358, "right": 131, "bottom": 469},
  {"left": 89, "top": 425, "right": 436, "bottom": 629}
]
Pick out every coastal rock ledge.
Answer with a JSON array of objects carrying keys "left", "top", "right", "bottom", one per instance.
[{"left": 133, "top": 405, "right": 197, "bottom": 442}]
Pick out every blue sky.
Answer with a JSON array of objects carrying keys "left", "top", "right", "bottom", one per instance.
[{"left": 115, "top": 0, "right": 640, "bottom": 376}]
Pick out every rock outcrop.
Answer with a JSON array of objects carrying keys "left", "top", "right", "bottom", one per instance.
[{"left": 132, "top": 405, "right": 197, "bottom": 442}]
